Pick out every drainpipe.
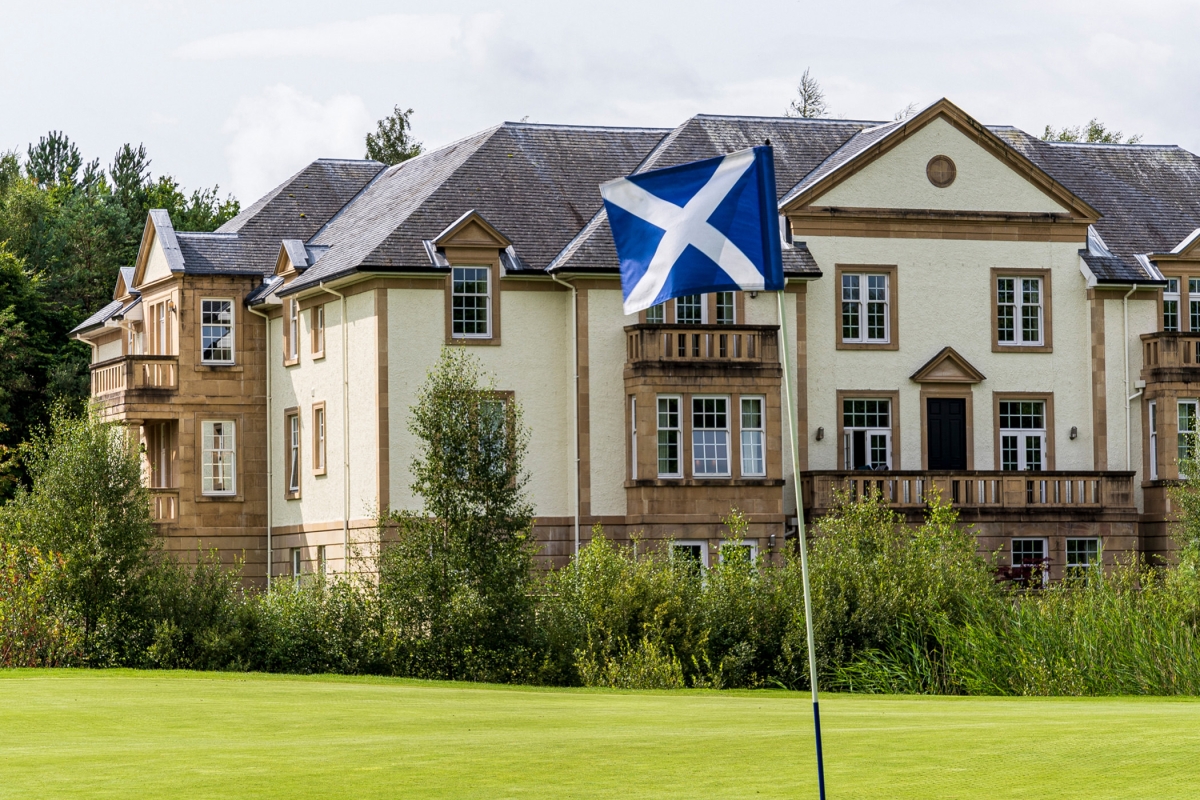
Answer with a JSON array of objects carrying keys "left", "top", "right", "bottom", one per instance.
[
  {"left": 321, "top": 282, "right": 352, "bottom": 573},
  {"left": 550, "top": 272, "right": 581, "bottom": 560},
  {"left": 247, "top": 304, "right": 273, "bottom": 590},
  {"left": 1123, "top": 284, "right": 1141, "bottom": 471}
]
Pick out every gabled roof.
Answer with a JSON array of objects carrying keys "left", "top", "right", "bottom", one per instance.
[
  {"left": 433, "top": 209, "right": 512, "bottom": 249},
  {"left": 114, "top": 266, "right": 136, "bottom": 300},
  {"left": 548, "top": 114, "right": 877, "bottom": 275},
  {"left": 70, "top": 299, "right": 125, "bottom": 336},
  {"left": 281, "top": 122, "right": 667, "bottom": 295},
  {"left": 780, "top": 98, "right": 1100, "bottom": 221}
]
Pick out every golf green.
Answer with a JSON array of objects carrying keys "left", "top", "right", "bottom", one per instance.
[{"left": 1, "top": 670, "right": 1196, "bottom": 798}]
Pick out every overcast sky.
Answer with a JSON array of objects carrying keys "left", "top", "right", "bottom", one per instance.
[{"left": 3, "top": 0, "right": 1197, "bottom": 203}]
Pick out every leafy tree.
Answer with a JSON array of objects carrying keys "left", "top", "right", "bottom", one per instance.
[
  {"left": 365, "top": 106, "right": 424, "bottom": 165},
  {"left": 785, "top": 68, "right": 828, "bottom": 119},
  {"left": 377, "top": 348, "right": 537, "bottom": 681},
  {"left": 1042, "top": 119, "right": 1142, "bottom": 144},
  {"left": 0, "top": 404, "right": 154, "bottom": 663}
]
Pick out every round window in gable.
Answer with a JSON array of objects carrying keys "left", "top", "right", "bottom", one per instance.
[{"left": 926, "top": 155, "right": 956, "bottom": 188}]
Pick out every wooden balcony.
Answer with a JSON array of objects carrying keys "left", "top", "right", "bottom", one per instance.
[
  {"left": 90, "top": 355, "right": 179, "bottom": 397},
  {"left": 625, "top": 324, "right": 779, "bottom": 368},
  {"left": 801, "top": 470, "right": 1137, "bottom": 517},
  {"left": 1141, "top": 331, "right": 1200, "bottom": 383}
]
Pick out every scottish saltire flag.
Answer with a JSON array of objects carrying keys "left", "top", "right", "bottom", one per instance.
[{"left": 601, "top": 146, "right": 784, "bottom": 315}]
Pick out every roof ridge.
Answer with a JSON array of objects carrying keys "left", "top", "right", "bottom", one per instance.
[
  {"left": 501, "top": 121, "right": 671, "bottom": 132},
  {"left": 692, "top": 113, "right": 887, "bottom": 124},
  {"left": 1045, "top": 140, "right": 1183, "bottom": 151}
]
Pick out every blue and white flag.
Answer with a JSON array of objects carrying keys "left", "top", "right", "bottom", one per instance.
[{"left": 601, "top": 146, "right": 784, "bottom": 315}]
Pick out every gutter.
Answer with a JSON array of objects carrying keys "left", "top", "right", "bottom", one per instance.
[
  {"left": 550, "top": 272, "right": 581, "bottom": 561},
  {"left": 320, "top": 282, "right": 353, "bottom": 572},
  {"left": 247, "top": 304, "right": 273, "bottom": 589}
]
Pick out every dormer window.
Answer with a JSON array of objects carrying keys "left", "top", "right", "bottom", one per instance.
[{"left": 451, "top": 266, "right": 491, "bottom": 338}]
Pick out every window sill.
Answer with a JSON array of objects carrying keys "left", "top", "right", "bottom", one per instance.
[
  {"left": 312, "top": 468, "right": 327, "bottom": 477},
  {"left": 284, "top": 492, "right": 301, "bottom": 501},
  {"left": 626, "top": 478, "right": 786, "bottom": 488},
  {"left": 312, "top": 351, "right": 326, "bottom": 361},
  {"left": 283, "top": 358, "right": 300, "bottom": 368},
  {"left": 196, "top": 363, "right": 243, "bottom": 372},
  {"left": 197, "top": 493, "right": 243, "bottom": 503},
  {"left": 993, "top": 343, "right": 1052, "bottom": 354},
  {"left": 448, "top": 336, "right": 501, "bottom": 346},
  {"left": 836, "top": 340, "right": 898, "bottom": 351}
]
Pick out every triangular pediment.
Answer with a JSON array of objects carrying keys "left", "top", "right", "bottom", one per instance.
[
  {"left": 434, "top": 210, "right": 511, "bottom": 249},
  {"left": 910, "top": 346, "right": 986, "bottom": 384},
  {"left": 1152, "top": 228, "right": 1200, "bottom": 262},
  {"left": 782, "top": 99, "right": 1098, "bottom": 221}
]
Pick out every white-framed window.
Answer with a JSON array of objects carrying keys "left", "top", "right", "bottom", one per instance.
[
  {"left": 657, "top": 396, "right": 681, "bottom": 478},
  {"left": 841, "top": 273, "right": 889, "bottom": 343},
  {"left": 999, "top": 401, "right": 1046, "bottom": 472},
  {"left": 672, "top": 540, "right": 709, "bottom": 571},
  {"left": 200, "top": 299, "right": 234, "bottom": 364},
  {"left": 843, "top": 399, "right": 891, "bottom": 470},
  {"left": 201, "top": 420, "right": 236, "bottom": 496},
  {"left": 740, "top": 396, "right": 766, "bottom": 477},
  {"left": 287, "top": 298, "right": 299, "bottom": 361},
  {"left": 312, "top": 304, "right": 325, "bottom": 355},
  {"left": 676, "top": 295, "right": 704, "bottom": 325},
  {"left": 1011, "top": 537, "right": 1048, "bottom": 584},
  {"left": 630, "top": 396, "right": 638, "bottom": 481},
  {"left": 719, "top": 540, "right": 757, "bottom": 564},
  {"left": 715, "top": 292, "right": 735, "bottom": 325},
  {"left": 1189, "top": 280, "right": 1200, "bottom": 331},
  {"left": 1164, "top": 278, "right": 1180, "bottom": 332},
  {"left": 1066, "top": 537, "right": 1099, "bottom": 570},
  {"left": 313, "top": 404, "right": 326, "bottom": 473},
  {"left": 646, "top": 303, "right": 665, "bottom": 324},
  {"left": 451, "top": 266, "right": 491, "bottom": 337},
  {"left": 291, "top": 547, "right": 301, "bottom": 579},
  {"left": 692, "top": 396, "right": 731, "bottom": 477},
  {"left": 1149, "top": 401, "right": 1158, "bottom": 480},
  {"left": 286, "top": 411, "right": 300, "bottom": 495},
  {"left": 997, "top": 276, "right": 1043, "bottom": 346},
  {"left": 1178, "top": 399, "right": 1197, "bottom": 468}
]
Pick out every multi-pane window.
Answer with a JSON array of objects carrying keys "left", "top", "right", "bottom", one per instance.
[
  {"left": 740, "top": 397, "right": 765, "bottom": 477},
  {"left": 1149, "top": 401, "right": 1158, "bottom": 480},
  {"left": 286, "top": 298, "right": 299, "bottom": 361},
  {"left": 286, "top": 411, "right": 300, "bottom": 495},
  {"left": 200, "top": 299, "right": 234, "bottom": 364},
  {"left": 843, "top": 399, "right": 891, "bottom": 470},
  {"left": 673, "top": 541, "right": 707, "bottom": 572},
  {"left": 452, "top": 266, "right": 490, "bottom": 337},
  {"left": 1164, "top": 279, "right": 1180, "bottom": 332},
  {"left": 715, "top": 292, "right": 735, "bottom": 325},
  {"left": 841, "top": 274, "right": 889, "bottom": 343},
  {"left": 1178, "top": 400, "right": 1198, "bottom": 467},
  {"left": 201, "top": 420, "right": 236, "bottom": 495},
  {"left": 630, "top": 396, "right": 638, "bottom": 481},
  {"left": 997, "top": 277, "right": 1043, "bottom": 345},
  {"left": 676, "top": 295, "right": 703, "bottom": 325},
  {"left": 313, "top": 404, "right": 326, "bottom": 473},
  {"left": 291, "top": 548, "right": 301, "bottom": 580},
  {"left": 1011, "top": 538, "right": 1047, "bottom": 572},
  {"left": 719, "top": 541, "right": 756, "bottom": 564},
  {"left": 1189, "top": 280, "right": 1200, "bottom": 332},
  {"left": 646, "top": 303, "right": 665, "bottom": 324},
  {"left": 148, "top": 300, "right": 171, "bottom": 355},
  {"left": 1066, "top": 537, "right": 1099, "bottom": 569},
  {"left": 312, "top": 304, "right": 325, "bottom": 355},
  {"left": 692, "top": 397, "right": 730, "bottom": 477},
  {"left": 999, "top": 401, "right": 1046, "bottom": 471},
  {"left": 657, "top": 396, "right": 681, "bottom": 477}
]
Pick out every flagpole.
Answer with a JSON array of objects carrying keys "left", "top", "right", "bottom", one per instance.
[{"left": 776, "top": 288, "right": 827, "bottom": 800}]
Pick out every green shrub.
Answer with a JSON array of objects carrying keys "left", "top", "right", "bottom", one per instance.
[{"left": 0, "top": 541, "right": 79, "bottom": 666}]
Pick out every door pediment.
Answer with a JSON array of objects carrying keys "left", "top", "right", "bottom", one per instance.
[{"left": 910, "top": 346, "right": 985, "bottom": 384}]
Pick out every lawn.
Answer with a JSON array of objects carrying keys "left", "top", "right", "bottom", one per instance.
[{"left": 1, "top": 670, "right": 1197, "bottom": 799}]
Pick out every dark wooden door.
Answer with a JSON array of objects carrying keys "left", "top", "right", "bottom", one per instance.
[{"left": 927, "top": 398, "right": 967, "bottom": 470}]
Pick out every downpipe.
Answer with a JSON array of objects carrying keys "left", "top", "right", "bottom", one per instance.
[
  {"left": 550, "top": 272, "right": 581, "bottom": 561},
  {"left": 247, "top": 304, "right": 273, "bottom": 590},
  {"left": 321, "top": 282, "right": 352, "bottom": 573}
]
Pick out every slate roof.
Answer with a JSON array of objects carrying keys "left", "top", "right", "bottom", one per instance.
[
  {"left": 548, "top": 114, "right": 881, "bottom": 275},
  {"left": 71, "top": 299, "right": 126, "bottom": 335},
  {"left": 779, "top": 120, "right": 903, "bottom": 207},
  {"left": 992, "top": 128, "right": 1200, "bottom": 283},
  {"left": 282, "top": 123, "right": 668, "bottom": 294}
]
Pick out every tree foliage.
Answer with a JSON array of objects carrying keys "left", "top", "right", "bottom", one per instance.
[
  {"left": 377, "top": 348, "right": 538, "bottom": 681},
  {"left": 365, "top": 106, "right": 424, "bottom": 165},
  {"left": 785, "top": 68, "right": 828, "bottom": 119},
  {"left": 1042, "top": 119, "right": 1142, "bottom": 144}
]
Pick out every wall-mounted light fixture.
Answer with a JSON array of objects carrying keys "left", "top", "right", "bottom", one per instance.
[
  {"left": 769, "top": 533, "right": 776, "bottom": 550},
  {"left": 749, "top": 291, "right": 759, "bottom": 299},
  {"left": 815, "top": 426, "right": 824, "bottom": 441},
  {"left": 1070, "top": 426, "right": 1078, "bottom": 440}
]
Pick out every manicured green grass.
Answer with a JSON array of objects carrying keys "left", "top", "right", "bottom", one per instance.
[{"left": 1, "top": 671, "right": 1197, "bottom": 799}]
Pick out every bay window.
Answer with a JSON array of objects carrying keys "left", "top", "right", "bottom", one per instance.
[
  {"left": 692, "top": 397, "right": 730, "bottom": 477},
  {"left": 201, "top": 420, "right": 236, "bottom": 496}
]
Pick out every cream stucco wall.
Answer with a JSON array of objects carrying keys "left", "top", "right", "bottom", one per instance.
[
  {"left": 815, "top": 117, "right": 1069, "bottom": 214},
  {"left": 804, "top": 237, "right": 1093, "bottom": 472},
  {"left": 96, "top": 337, "right": 123, "bottom": 362},
  {"left": 588, "top": 287, "right": 636, "bottom": 517},
  {"left": 141, "top": 233, "right": 173, "bottom": 286}
]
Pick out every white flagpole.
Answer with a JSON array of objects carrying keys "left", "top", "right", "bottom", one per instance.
[{"left": 776, "top": 288, "right": 827, "bottom": 800}]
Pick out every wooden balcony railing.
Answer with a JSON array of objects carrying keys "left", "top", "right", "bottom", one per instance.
[
  {"left": 1141, "top": 331, "right": 1200, "bottom": 376},
  {"left": 625, "top": 324, "right": 779, "bottom": 366},
  {"left": 802, "top": 471, "right": 1136, "bottom": 514},
  {"left": 90, "top": 355, "right": 179, "bottom": 396},
  {"left": 150, "top": 489, "right": 178, "bottom": 523}
]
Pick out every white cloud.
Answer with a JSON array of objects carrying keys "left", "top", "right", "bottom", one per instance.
[
  {"left": 222, "top": 85, "right": 372, "bottom": 201},
  {"left": 175, "top": 13, "right": 497, "bottom": 63}
]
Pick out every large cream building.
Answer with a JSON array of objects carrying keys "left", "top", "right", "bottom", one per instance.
[{"left": 73, "top": 99, "right": 1200, "bottom": 583}]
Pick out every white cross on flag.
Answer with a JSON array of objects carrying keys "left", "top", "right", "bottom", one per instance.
[{"left": 600, "top": 146, "right": 785, "bottom": 315}]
